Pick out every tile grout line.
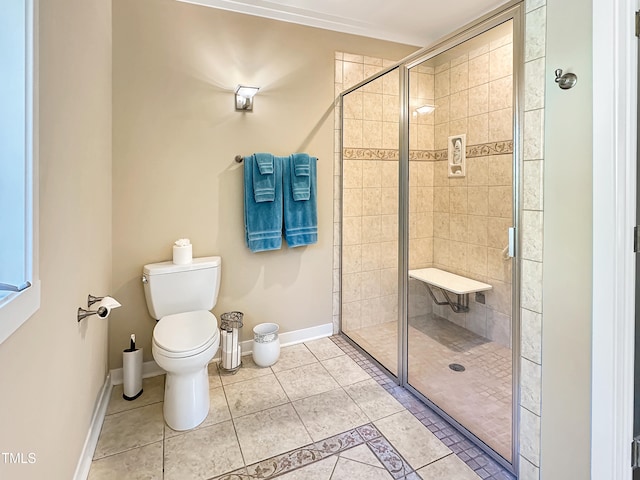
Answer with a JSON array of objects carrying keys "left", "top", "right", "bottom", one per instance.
[
  {"left": 272, "top": 343, "right": 319, "bottom": 445},
  {"left": 213, "top": 363, "right": 249, "bottom": 480},
  {"left": 161, "top": 432, "right": 166, "bottom": 479},
  {"left": 92, "top": 439, "right": 164, "bottom": 463}
]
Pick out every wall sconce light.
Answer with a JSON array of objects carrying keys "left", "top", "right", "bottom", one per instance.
[{"left": 235, "top": 85, "right": 260, "bottom": 111}]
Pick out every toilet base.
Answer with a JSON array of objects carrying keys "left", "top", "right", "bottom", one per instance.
[{"left": 163, "top": 366, "right": 210, "bottom": 431}]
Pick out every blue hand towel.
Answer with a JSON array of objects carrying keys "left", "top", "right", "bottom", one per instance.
[
  {"left": 290, "top": 153, "right": 310, "bottom": 201},
  {"left": 252, "top": 153, "right": 275, "bottom": 202},
  {"left": 283, "top": 155, "right": 317, "bottom": 247},
  {"left": 255, "top": 153, "right": 273, "bottom": 174},
  {"left": 244, "top": 155, "right": 283, "bottom": 252}
]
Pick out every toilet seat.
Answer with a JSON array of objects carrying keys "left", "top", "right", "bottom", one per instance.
[{"left": 153, "top": 310, "right": 219, "bottom": 358}]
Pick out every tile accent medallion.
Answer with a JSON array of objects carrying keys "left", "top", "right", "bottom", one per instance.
[{"left": 214, "top": 424, "right": 411, "bottom": 480}]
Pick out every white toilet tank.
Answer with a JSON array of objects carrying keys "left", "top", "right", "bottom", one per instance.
[{"left": 142, "top": 256, "right": 221, "bottom": 319}]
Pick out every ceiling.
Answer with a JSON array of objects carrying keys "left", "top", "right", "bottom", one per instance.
[{"left": 177, "top": 0, "right": 512, "bottom": 47}]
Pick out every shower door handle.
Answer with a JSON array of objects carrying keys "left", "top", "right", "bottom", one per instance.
[{"left": 507, "top": 227, "right": 516, "bottom": 258}]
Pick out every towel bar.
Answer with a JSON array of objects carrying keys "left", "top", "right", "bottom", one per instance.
[{"left": 235, "top": 155, "right": 319, "bottom": 163}]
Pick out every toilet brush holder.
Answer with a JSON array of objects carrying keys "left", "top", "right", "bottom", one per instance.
[
  {"left": 123, "top": 346, "right": 143, "bottom": 401},
  {"left": 219, "top": 311, "right": 243, "bottom": 375}
]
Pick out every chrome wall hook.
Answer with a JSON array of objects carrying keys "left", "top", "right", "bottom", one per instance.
[{"left": 555, "top": 69, "right": 577, "bottom": 90}]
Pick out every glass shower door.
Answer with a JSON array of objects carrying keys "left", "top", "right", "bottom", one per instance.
[
  {"left": 341, "top": 67, "right": 400, "bottom": 376},
  {"left": 405, "top": 20, "right": 516, "bottom": 463}
]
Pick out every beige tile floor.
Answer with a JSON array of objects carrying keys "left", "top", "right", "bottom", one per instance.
[
  {"left": 345, "top": 315, "right": 512, "bottom": 461},
  {"left": 89, "top": 338, "right": 481, "bottom": 479}
]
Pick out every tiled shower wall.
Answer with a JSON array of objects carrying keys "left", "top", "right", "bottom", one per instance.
[
  {"left": 333, "top": 1, "right": 545, "bottom": 476},
  {"left": 339, "top": 63, "right": 401, "bottom": 333},
  {"left": 410, "top": 31, "right": 514, "bottom": 348},
  {"left": 518, "top": 1, "right": 546, "bottom": 478},
  {"left": 336, "top": 29, "right": 514, "bottom": 347}
]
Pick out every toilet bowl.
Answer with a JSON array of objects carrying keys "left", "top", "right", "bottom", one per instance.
[
  {"left": 142, "top": 256, "right": 222, "bottom": 431},
  {"left": 152, "top": 310, "right": 219, "bottom": 431}
]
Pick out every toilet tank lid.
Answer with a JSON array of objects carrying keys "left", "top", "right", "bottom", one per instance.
[{"left": 143, "top": 256, "right": 221, "bottom": 276}]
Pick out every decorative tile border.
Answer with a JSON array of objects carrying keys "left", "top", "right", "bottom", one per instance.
[
  {"left": 343, "top": 140, "right": 514, "bottom": 162},
  {"left": 213, "top": 423, "right": 414, "bottom": 480},
  {"left": 368, "top": 436, "right": 413, "bottom": 478},
  {"left": 466, "top": 140, "right": 513, "bottom": 158},
  {"left": 342, "top": 147, "right": 399, "bottom": 160}
]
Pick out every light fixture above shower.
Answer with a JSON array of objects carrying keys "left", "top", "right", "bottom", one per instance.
[{"left": 414, "top": 104, "right": 435, "bottom": 115}]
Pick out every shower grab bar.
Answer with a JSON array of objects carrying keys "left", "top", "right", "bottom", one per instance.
[{"left": 235, "top": 155, "right": 319, "bottom": 163}]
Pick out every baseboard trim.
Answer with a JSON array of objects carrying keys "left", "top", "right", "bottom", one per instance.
[
  {"left": 244, "top": 322, "right": 334, "bottom": 353},
  {"left": 109, "top": 322, "right": 334, "bottom": 384},
  {"left": 73, "top": 373, "right": 113, "bottom": 480}
]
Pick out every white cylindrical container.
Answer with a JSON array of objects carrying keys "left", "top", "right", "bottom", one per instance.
[
  {"left": 252, "top": 323, "right": 280, "bottom": 367},
  {"left": 172, "top": 244, "right": 192, "bottom": 265},
  {"left": 123, "top": 347, "right": 143, "bottom": 400}
]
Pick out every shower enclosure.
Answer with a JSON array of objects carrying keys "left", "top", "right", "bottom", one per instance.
[{"left": 339, "top": 4, "right": 521, "bottom": 471}]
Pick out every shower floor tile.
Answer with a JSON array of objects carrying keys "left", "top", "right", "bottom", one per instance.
[
  {"left": 332, "top": 333, "right": 515, "bottom": 479},
  {"left": 90, "top": 337, "right": 514, "bottom": 479},
  {"left": 344, "top": 315, "right": 512, "bottom": 461}
]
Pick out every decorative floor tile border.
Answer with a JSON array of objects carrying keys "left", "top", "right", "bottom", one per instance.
[
  {"left": 213, "top": 423, "right": 414, "bottom": 480},
  {"left": 330, "top": 334, "right": 516, "bottom": 480}
]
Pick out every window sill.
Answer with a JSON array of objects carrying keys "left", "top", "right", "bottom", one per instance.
[{"left": 0, "top": 279, "right": 40, "bottom": 345}]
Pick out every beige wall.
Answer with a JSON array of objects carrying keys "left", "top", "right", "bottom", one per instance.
[
  {"left": 110, "top": 0, "right": 415, "bottom": 368},
  {"left": 540, "top": 0, "right": 592, "bottom": 476},
  {"left": 0, "top": 0, "right": 112, "bottom": 479}
]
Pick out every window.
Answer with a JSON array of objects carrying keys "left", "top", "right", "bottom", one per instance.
[{"left": 0, "top": 0, "right": 39, "bottom": 344}]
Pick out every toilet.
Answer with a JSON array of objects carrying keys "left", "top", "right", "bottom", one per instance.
[{"left": 142, "top": 256, "right": 221, "bottom": 431}]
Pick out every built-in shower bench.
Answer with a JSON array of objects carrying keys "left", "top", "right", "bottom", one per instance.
[{"left": 408, "top": 267, "right": 492, "bottom": 313}]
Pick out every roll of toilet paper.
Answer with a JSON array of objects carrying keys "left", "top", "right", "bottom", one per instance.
[
  {"left": 173, "top": 239, "right": 192, "bottom": 265},
  {"left": 96, "top": 296, "right": 122, "bottom": 319}
]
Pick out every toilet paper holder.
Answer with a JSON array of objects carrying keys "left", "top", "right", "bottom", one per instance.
[{"left": 77, "top": 294, "right": 121, "bottom": 322}]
